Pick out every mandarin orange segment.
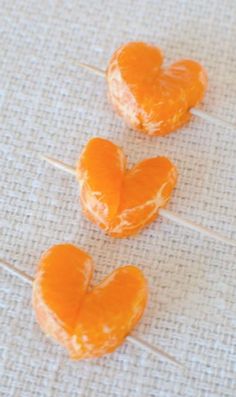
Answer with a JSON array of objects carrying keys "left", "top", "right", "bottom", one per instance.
[
  {"left": 77, "top": 137, "right": 125, "bottom": 223},
  {"left": 120, "top": 157, "right": 177, "bottom": 209},
  {"left": 77, "top": 138, "right": 177, "bottom": 237},
  {"left": 69, "top": 266, "right": 148, "bottom": 358},
  {"left": 32, "top": 244, "right": 94, "bottom": 347},
  {"left": 106, "top": 41, "right": 208, "bottom": 136},
  {"left": 109, "top": 157, "right": 177, "bottom": 237},
  {"left": 112, "top": 41, "right": 163, "bottom": 87},
  {"left": 33, "top": 244, "right": 148, "bottom": 359}
]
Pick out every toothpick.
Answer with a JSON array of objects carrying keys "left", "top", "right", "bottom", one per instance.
[
  {"left": 0, "top": 258, "right": 33, "bottom": 284},
  {"left": 41, "top": 155, "right": 236, "bottom": 247},
  {"left": 0, "top": 258, "right": 181, "bottom": 367},
  {"left": 126, "top": 335, "right": 183, "bottom": 368},
  {"left": 159, "top": 209, "right": 236, "bottom": 247},
  {"left": 77, "top": 62, "right": 235, "bottom": 131},
  {"left": 40, "top": 155, "right": 76, "bottom": 176},
  {"left": 189, "top": 108, "right": 234, "bottom": 130},
  {"left": 78, "top": 62, "right": 105, "bottom": 78}
]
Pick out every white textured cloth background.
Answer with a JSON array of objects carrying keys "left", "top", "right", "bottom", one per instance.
[{"left": 0, "top": 0, "right": 236, "bottom": 396}]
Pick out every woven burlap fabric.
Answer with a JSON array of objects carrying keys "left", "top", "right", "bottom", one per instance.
[{"left": 1, "top": 0, "right": 236, "bottom": 396}]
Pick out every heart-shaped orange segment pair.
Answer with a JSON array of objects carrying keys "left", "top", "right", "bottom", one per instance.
[
  {"left": 33, "top": 244, "right": 148, "bottom": 359},
  {"left": 77, "top": 138, "right": 177, "bottom": 237},
  {"left": 106, "top": 41, "right": 208, "bottom": 136}
]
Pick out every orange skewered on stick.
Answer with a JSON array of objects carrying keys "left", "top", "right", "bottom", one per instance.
[
  {"left": 41, "top": 137, "right": 236, "bottom": 246},
  {"left": 76, "top": 42, "right": 234, "bottom": 135},
  {"left": 0, "top": 248, "right": 182, "bottom": 367}
]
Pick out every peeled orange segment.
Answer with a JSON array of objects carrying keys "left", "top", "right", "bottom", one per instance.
[
  {"left": 77, "top": 138, "right": 177, "bottom": 237},
  {"left": 109, "top": 157, "right": 177, "bottom": 237},
  {"left": 109, "top": 41, "right": 163, "bottom": 87},
  {"left": 32, "top": 244, "right": 94, "bottom": 347},
  {"left": 69, "top": 266, "right": 147, "bottom": 359},
  {"left": 77, "top": 137, "right": 125, "bottom": 223},
  {"left": 106, "top": 41, "right": 208, "bottom": 136},
  {"left": 33, "top": 244, "right": 148, "bottom": 359}
]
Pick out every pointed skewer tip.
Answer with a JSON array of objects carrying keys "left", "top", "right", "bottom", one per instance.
[
  {"left": 77, "top": 62, "right": 105, "bottom": 77},
  {"left": 41, "top": 154, "right": 76, "bottom": 176}
]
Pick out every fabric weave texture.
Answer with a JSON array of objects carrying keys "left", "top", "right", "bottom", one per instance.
[{"left": 0, "top": 1, "right": 236, "bottom": 396}]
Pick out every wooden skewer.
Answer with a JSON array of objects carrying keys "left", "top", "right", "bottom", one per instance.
[
  {"left": 41, "top": 155, "right": 236, "bottom": 247},
  {"left": 78, "top": 62, "right": 105, "bottom": 78},
  {"left": 77, "top": 62, "right": 235, "bottom": 131},
  {"left": 0, "top": 258, "right": 33, "bottom": 284},
  {"left": 0, "top": 259, "right": 182, "bottom": 368}
]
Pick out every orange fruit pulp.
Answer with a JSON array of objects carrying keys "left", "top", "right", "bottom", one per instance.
[
  {"left": 106, "top": 41, "right": 208, "bottom": 136},
  {"left": 77, "top": 137, "right": 177, "bottom": 237},
  {"left": 33, "top": 244, "right": 148, "bottom": 359}
]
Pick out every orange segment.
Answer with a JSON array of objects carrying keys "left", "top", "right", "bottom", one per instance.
[
  {"left": 109, "top": 157, "right": 177, "bottom": 237},
  {"left": 32, "top": 244, "right": 94, "bottom": 346},
  {"left": 33, "top": 244, "right": 148, "bottom": 359},
  {"left": 106, "top": 41, "right": 208, "bottom": 136},
  {"left": 168, "top": 60, "right": 208, "bottom": 107},
  {"left": 114, "top": 41, "right": 163, "bottom": 87},
  {"left": 69, "top": 266, "right": 148, "bottom": 358},
  {"left": 77, "top": 137, "right": 125, "bottom": 223},
  {"left": 77, "top": 138, "right": 177, "bottom": 237},
  {"left": 121, "top": 157, "right": 177, "bottom": 209}
]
